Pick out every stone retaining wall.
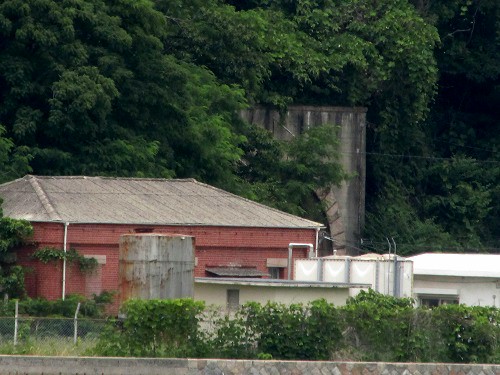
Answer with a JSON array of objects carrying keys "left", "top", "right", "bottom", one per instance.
[{"left": 0, "top": 356, "right": 498, "bottom": 375}]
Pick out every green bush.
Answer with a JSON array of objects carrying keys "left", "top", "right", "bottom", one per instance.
[
  {"left": 86, "top": 293, "right": 500, "bottom": 363},
  {"left": 238, "top": 299, "right": 341, "bottom": 360},
  {"left": 432, "top": 304, "right": 500, "bottom": 363},
  {"left": 341, "top": 289, "right": 416, "bottom": 361},
  {"left": 206, "top": 309, "right": 258, "bottom": 359},
  {"left": 94, "top": 298, "right": 207, "bottom": 357}
]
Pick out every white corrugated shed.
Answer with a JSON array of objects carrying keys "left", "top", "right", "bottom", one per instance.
[{"left": 407, "top": 253, "right": 500, "bottom": 278}]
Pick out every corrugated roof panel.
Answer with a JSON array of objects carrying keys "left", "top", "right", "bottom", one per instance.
[{"left": 0, "top": 176, "right": 323, "bottom": 228}]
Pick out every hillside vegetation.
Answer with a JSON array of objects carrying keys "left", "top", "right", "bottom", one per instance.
[{"left": 0, "top": 0, "right": 498, "bottom": 254}]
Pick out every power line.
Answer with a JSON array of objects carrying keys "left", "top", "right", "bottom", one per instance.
[
  {"left": 356, "top": 238, "right": 500, "bottom": 252},
  {"left": 433, "top": 140, "right": 499, "bottom": 155},
  {"left": 338, "top": 151, "right": 500, "bottom": 164},
  {"left": 323, "top": 235, "right": 500, "bottom": 253}
]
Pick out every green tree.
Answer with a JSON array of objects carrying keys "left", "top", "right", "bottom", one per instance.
[
  {"left": 0, "top": 0, "right": 246, "bottom": 186},
  {"left": 154, "top": 0, "right": 442, "bottom": 230},
  {"left": 364, "top": 0, "right": 499, "bottom": 253},
  {"left": 0, "top": 125, "right": 31, "bottom": 183},
  {"left": 236, "top": 124, "right": 347, "bottom": 221},
  {"left": 158, "top": 0, "right": 439, "bottom": 113}
]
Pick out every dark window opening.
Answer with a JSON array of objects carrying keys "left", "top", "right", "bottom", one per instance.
[
  {"left": 134, "top": 227, "right": 154, "bottom": 233},
  {"left": 227, "top": 289, "right": 240, "bottom": 310},
  {"left": 420, "top": 296, "right": 459, "bottom": 307},
  {"left": 268, "top": 267, "right": 284, "bottom": 279}
]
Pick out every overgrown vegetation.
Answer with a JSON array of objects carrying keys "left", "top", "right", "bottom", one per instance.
[
  {"left": 0, "top": 197, "right": 33, "bottom": 298},
  {"left": 87, "top": 293, "right": 500, "bottom": 363},
  {"left": 2, "top": 0, "right": 495, "bottom": 251},
  {"left": 32, "top": 247, "right": 98, "bottom": 274}
]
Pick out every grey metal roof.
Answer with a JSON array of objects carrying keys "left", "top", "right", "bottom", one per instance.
[
  {"left": 0, "top": 175, "right": 323, "bottom": 229},
  {"left": 195, "top": 277, "right": 370, "bottom": 289},
  {"left": 206, "top": 267, "right": 270, "bottom": 277}
]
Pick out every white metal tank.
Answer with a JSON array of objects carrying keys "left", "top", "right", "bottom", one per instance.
[{"left": 295, "top": 254, "right": 413, "bottom": 298}]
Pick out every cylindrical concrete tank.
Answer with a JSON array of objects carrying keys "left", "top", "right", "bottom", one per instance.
[{"left": 119, "top": 234, "right": 195, "bottom": 303}]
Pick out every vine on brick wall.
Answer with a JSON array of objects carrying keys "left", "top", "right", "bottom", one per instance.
[{"left": 32, "top": 247, "right": 98, "bottom": 273}]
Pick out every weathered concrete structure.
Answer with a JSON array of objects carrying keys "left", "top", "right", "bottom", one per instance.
[
  {"left": 241, "top": 106, "right": 367, "bottom": 255},
  {"left": 0, "top": 356, "right": 498, "bottom": 375},
  {"left": 119, "top": 234, "right": 195, "bottom": 303}
]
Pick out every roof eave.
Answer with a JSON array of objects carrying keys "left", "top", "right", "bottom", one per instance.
[{"left": 24, "top": 219, "right": 324, "bottom": 229}]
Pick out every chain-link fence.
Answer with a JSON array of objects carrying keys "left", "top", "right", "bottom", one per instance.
[{"left": 0, "top": 302, "right": 109, "bottom": 355}]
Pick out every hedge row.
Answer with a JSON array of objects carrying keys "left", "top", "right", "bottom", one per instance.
[{"left": 93, "top": 290, "right": 500, "bottom": 363}]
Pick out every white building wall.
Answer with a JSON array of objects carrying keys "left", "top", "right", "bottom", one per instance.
[
  {"left": 413, "top": 276, "right": 500, "bottom": 307},
  {"left": 194, "top": 283, "right": 351, "bottom": 308}
]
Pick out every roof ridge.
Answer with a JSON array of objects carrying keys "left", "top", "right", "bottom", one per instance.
[
  {"left": 27, "top": 175, "right": 197, "bottom": 183},
  {"left": 28, "top": 176, "right": 62, "bottom": 221}
]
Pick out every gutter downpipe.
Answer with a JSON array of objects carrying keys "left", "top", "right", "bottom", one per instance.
[
  {"left": 62, "top": 222, "right": 69, "bottom": 300},
  {"left": 386, "top": 237, "right": 391, "bottom": 295},
  {"left": 287, "top": 243, "right": 314, "bottom": 280},
  {"left": 392, "top": 237, "right": 398, "bottom": 297},
  {"left": 315, "top": 228, "right": 320, "bottom": 258}
]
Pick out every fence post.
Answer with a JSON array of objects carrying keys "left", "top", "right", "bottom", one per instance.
[
  {"left": 13, "top": 300, "right": 18, "bottom": 346},
  {"left": 73, "top": 302, "right": 81, "bottom": 345}
]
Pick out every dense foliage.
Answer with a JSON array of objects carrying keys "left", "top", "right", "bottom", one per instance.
[
  {"left": 90, "top": 294, "right": 500, "bottom": 363},
  {"left": 0, "top": 0, "right": 498, "bottom": 252},
  {"left": 0, "top": 197, "right": 32, "bottom": 298},
  {"left": 364, "top": 0, "right": 499, "bottom": 254}
]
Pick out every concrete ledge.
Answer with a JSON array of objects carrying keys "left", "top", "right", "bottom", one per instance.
[{"left": 0, "top": 356, "right": 499, "bottom": 375}]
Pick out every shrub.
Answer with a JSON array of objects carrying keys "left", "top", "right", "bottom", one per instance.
[
  {"left": 432, "top": 304, "right": 500, "bottom": 363},
  {"left": 241, "top": 299, "right": 342, "bottom": 360},
  {"left": 94, "top": 298, "right": 207, "bottom": 357},
  {"left": 341, "top": 289, "right": 417, "bottom": 361}
]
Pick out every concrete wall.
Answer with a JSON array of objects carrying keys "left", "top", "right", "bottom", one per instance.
[
  {"left": 194, "top": 282, "right": 350, "bottom": 308},
  {"left": 119, "top": 234, "right": 195, "bottom": 302},
  {"left": 0, "top": 356, "right": 498, "bottom": 375},
  {"left": 241, "top": 106, "right": 367, "bottom": 255},
  {"left": 413, "top": 275, "right": 500, "bottom": 307}
]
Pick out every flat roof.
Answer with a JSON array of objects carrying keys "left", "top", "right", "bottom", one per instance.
[
  {"left": 195, "top": 277, "right": 370, "bottom": 289},
  {"left": 407, "top": 253, "right": 500, "bottom": 278}
]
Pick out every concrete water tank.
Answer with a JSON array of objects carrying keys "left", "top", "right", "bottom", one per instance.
[{"left": 119, "top": 234, "right": 195, "bottom": 303}]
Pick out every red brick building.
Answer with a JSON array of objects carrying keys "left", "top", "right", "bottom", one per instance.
[{"left": 0, "top": 176, "right": 322, "bottom": 304}]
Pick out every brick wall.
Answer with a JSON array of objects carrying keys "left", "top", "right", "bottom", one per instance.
[{"left": 18, "top": 222, "right": 317, "bottom": 310}]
